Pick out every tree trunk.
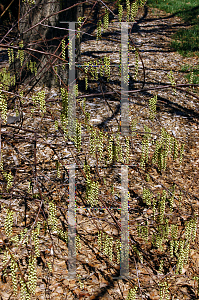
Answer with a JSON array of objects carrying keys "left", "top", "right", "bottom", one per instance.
[{"left": 10, "top": 0, "right": 84, "bottom": 89}]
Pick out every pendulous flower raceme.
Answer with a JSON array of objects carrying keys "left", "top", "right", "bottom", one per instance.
[
  {"left": 97, "top": 20, "right": 102, "bottom": 41},
  {"left": 61, "top": 39, "right": 66, "bottom": 69},
  {"left": 16, "top": 40, "right": 24, "bottom": 67},
  {"left": 103, "top": 8, "right": 109, "bottom": 31}
]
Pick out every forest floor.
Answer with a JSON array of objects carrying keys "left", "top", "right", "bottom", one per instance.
[{"left": 0, "top": 3, "right": 199, "bottom": 300}]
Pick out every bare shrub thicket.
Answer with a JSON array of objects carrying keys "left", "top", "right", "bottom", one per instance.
[{"left": 0, "top": 0, "right": 198, "bottom": 299}]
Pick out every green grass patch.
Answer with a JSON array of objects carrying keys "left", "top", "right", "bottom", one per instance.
[
  {"left": 147, "top": 0, "right": 199, "bottom": 57},
  {"left": 170, "top": 25, "right": 199, "bottom": 57},
  {"left": 180, "top": 64, "right": 199, "bottom": 84},
  {"left": 147, "top": 0, "right": 199, "bottom": 24}
]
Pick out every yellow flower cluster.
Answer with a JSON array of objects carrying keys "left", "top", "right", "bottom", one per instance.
[
  {"left": 176, "top": 239, "right": 187, "bottom": 274},
  {"left": 97, "top": 20, "right": 102, "bottom": 41},
  {"left": 8, "top": 46, "right": 14, "bottom": 65},
  {"left": 86, "top": 180, "right": 99, "bottom": 207},
  {"left": 47, "top": 262, "right": 52, "bottom": 272},
  {"left": 159, "top": 281, "right": 170, "bottom": 300},
  {"left": 2, "top": 250, "right": 9, "bottom": 278},
  {"left": 149, "top": 94, "right": 157, "bottom": 121},
  {"left": 83, "top": 62, "right": 89, "bottom": 90},
  {"left": 56, "top": 159, "right": 61, "bottom": 178},
  {"left": 68, "top": 39, "right": 73, "bottom": 70},
  {"left": 138, "top": 220, "right": 149, "bottom": 242},
  {"left": 57, "top": 228, "right": 68, "bottom": 242},
  {"left": 98, "top": 231, "right": 114, "bottom": 261},
  {"left": 151, "top": 128, "right": 183, "bottom": 172},
  {"left": 76, "top": 17, "right": 83, "bottom": 39},
  {"left": 142, "top": 187, "right": 152, "bottom": 205},
  {"left": 0, "top": 67, "right": 14, "bottom": 88},
  {"left": 0, "top": 83, "right": 8, "bottom": 124},
  {"left": 98, "top": 58, "right": 103, "bottom": 77},
  {"left": 127, "top": 286, "right": 138, "bottom": 300},
  {"left": 118, "top": 4, "right": 123, "bottom": 22},
  {"left": 167, "top": 70, "right": 176, "bottom": 95},
  {"left": 32, "top": 89, "right": 46, "bottom": 116},
  {"left": 185, "top": 217, "right": 197, "bottom": 243},
  {"left": 16, "top": 40, "right": 24, "bottom": 67},
  {"left": 126, "top": 0, "right": 130, "bottom": 22},
  {"left": 131, "top": 118, "right": 137, "bottom": 136},
  {"left": 3, "top": 172, "right": 13, "bottom": 191},
  {"left": 27, "top": 60, "right": 37, "bottom": 75},
  {"left": 189, "top": 71, "right": 194, "bottom": 84},
  {"left": 140, "top": 125, "right": 151, "bottom": 170},
  {"left": 132, "top": 244, "right": 143, "bottom": 263},
  {"left": 22, "top": 0, "right": 35, "bottom": 4},
  {"left": 84, "top": 163, "right": 99, "bottom": 208},
  {"left": 61, "top": 87, "right": 68, "bottom": 116},
  {"left": 28, "top": 255, "right": 37, "bottom": 295},
  {"left": 54, "top": 120, "right": 59, "bottom": 130},
  {"left": 89, "top": 127, "right": 97, "bottom": 155},
  {"left": 20, "top": 276, "right": 30, "bottom": 300},
  {"left": 104, "top": 56, "right": 110, "bottom": 81},
  {"left": 169, "top": 239, "right": 174, "bottom": 258},
  {"left": 75, "top": 121, "right": 81, "bottom": 153},
  {"left": 103, "top": 8, "right": 109, "bottom": 31},
  {"left": 125, "top": 136, "right": 130, "bottom": 164},
  {"left": 39, "top": 90, "right": 46, "bottom": 116},
  {"left": 131, "top": 2, "right": 138, "bottom": 22},
  {"left": 61, "top": 116, "right": 68, "bottom": 139},
  {"left": 10, "top": 234, "right": 19, "bottom": 244},
  {"left": 4, "top": 208, "right": 13, "bottom": 237},
  {"left": 90, "top": 61, "right": 95, "bottom": 80},
  {"left": 61, "top": 39, "right": 65, "bottom": 70},
  {"left": 20, "top": 228, "right": 28, "bottom": 244}
]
